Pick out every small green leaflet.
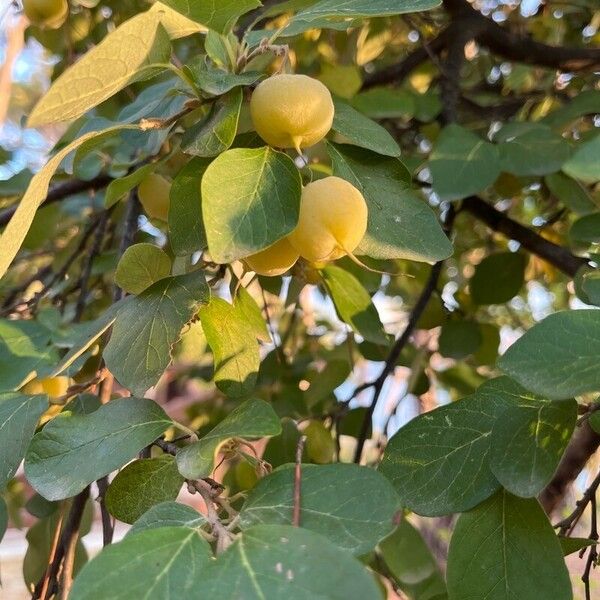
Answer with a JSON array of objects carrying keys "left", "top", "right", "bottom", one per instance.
[
  {"left": 114, "top": 243, "right": 172, "bottom": 295},
  {"left": 199, "top": 525, "right": 384, "bottom": 599},
  {"left": 0, "top": 393, "right": 47, "bottom": 489},
  {"left": 24, "top": 397, "right": 172, "bottom": 501},
  {"left": 202, "top": 147, "right": 302, "bottom": 263},
  {"left": 28, "top": 13, "right": 171, "bottom": 127},
  {"left": 104, "top": 164, "right": 157, "bottom": 208},
  {"left": 328, "top": 142, "right": 452, "bottom": 262},
  {"left": 498, "top": 309, "right": 600, "bottom": 400},
  {"left": 176, "top": 399, "right": 281, "bottom": 479},
  {"left": 240, "top": 463, "right": 400, "bottom": 555},
  {"left": 0, "top": 126, "right": 138, "bottom": 280},
  {"left": 104, "top": 271, "right": 210, "bottom": 396},
  {"left": 69, "top": 527, "right": 212, "bottom": 600},
  {"left": 322, "top": 265, "right": 388, "bottom": 344},
  {"left": 158, "top": 0, "right": 261, "bottom": 33},
  {"left": 447, "top": 491, "right": 572, "bottom": 600},
  {"left": 199, "top": 297, "right": 260, "bottom": 398},
  {"left": 105, "top": 456, "right": 185, "bottom": 524},
  {"left": 128, "top": 502, "right": 206, "bottom": 536},
  {"left": 429, "top": 124, "right": 500, "bottom": 200},
  {"left": 332, "top": 99, "right": 401, "bottom": 157}
]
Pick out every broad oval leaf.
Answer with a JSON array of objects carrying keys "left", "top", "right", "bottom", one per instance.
[
  {"left": 379, "top": 385, "right": 510, "bottom": 516},
  {"left": 240, "top": 463, "right": 400, "bottom": 555},
  {"left": 332, "top": 99, "right": 401, "bottom": 157},
  {"left": 115, "top": 243, "right": 172, "bottom": 295},
  {"left": 470, "top": 252, "right": 526, "bottom": 305},
  {"left": 322, "top": 265, "right": 388, "bottom": 344},
  {"left": 129, "top": 501, "right": 206, "bottom": 536},
  {"left": 176, "top": 399, "right": 281, "bottom": 479},
  {"left": 28, "top": 12, "right": 171, "bottom": 127},
  {"left": 498, "top": 309, "right": 600, "bottom": 400},
  {"left": 199, "top": 297, "right": 260, "bottom": 397},
  {"left": 328, "top": 142, "right": 452, "bottom": 262},
  {"left": 0, "top": 393, "right": 47, "bottom": 489},
  {"left": 200, "top": 524, "right": 383, "bottom": 599},
  {"left": 69, "top": 527, "right": 212, "bottom": 600},
  {"left": 105, "top": 456, "right": 184, "bottom": 524},
  {"left": 24, "top": 397, "right": 172, "bottom": 501},
  {"left": 201, "top": 147, "right": 302, "bottom": 263},
  {"left": 562, "top": 133, "right": 600, "bottom": 183},
  {"left": 545, "top": 172, "right": 598, "bottom": 215},
  {"left": 429, "top": 124, "right": 500, "bottom": 201},
  {"left": 104, "top": 271, "right": 210, "bottom": 396},
  {"left": 447, "top": 491, "right": 572, "bottom": 600}
]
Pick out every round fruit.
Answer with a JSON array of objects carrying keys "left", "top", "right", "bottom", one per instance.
[
  {"left": 138, "top": 173, "right": 171, "bottom": 222},
  {"left": 244, "top": 237, "right": 299, "bottom": 276},
  {"left": 288, "top": 176, "right": 368, "bottom": 263},
  {"left": 250, "top": 74, "right": 334, "bottom": 153},
  {"left": 23, "top": 0, "right": 69, "bottom": 29},
  {"left": 304, "top": 421, "right": 335, "bottom": 464}
]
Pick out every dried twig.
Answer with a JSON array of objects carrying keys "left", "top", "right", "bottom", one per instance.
[{"left": 293, "top": 436, "right": 307, "bottom": 527}]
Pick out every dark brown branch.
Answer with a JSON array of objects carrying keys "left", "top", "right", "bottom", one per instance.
[
  {"left": 0, "top": 174, "right": 112, "bottom": 228},
  {"left": 462, "top": 196, "right": 588, "bottom": 278},
  {"left": 540, "top": 423, "right": 600, "bottom": 515}
]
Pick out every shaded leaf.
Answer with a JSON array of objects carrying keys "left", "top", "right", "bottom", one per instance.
[
  {"left": 115, "top": 243, "right": 172, "bottom": 295},
  {"left": 128, "top": 501, "right": 206, "bottom": 536},
  {"left": 470, "top": 252, "right": 526, "bottom": 305},
  {"left": 563, "top": 134, "right": 600, "bottom": 183}
]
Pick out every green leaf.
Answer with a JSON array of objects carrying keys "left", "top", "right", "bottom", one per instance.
[
  {"left": 304, "top": 359, "right": 351, "bottom": 408},
  {"left": 429, "top": 124, "right": 500, "bottom": 201},
  {"left": 583, "top": 271, "right": 600, "bottom": 306},
  {"left": 158, "top": 0, "right": 260, "bottom": 33},
  {"left": 202, "top": 147, "right": 302, "bottom": 263},
  {"left": 470, "top": 252, "right": 526, "bottom": 305},
  {"left": 24, "top": 397, "right": 172, "bottom": 501},
  {"left": 380, "top": 520, "right": 440, "bottom": 587},
  {"left": 200, "top": 524, "right": 383, "bottom": 599},
  {"left": 570, "top": 213, "right": 600, "bottom": 244},
  {"left": 0, "top": 320, "right": 56, "bottom": 390},
  {"left": 115, "top": 243, "right": 172, "bottom": 295},
  {"left": 240, "top": 463, "right": 399, "bottom": 555},
  {"left": 104, "top": 272, "right": 210, "bottom": 396},
  {"left": 199, "top": 297, "right": 260, "bottom": 397},
  {"left": 69, "top": 527, "right": 212, "bottom": 600},
  {"left": 379, "top": 382, "right": 511, "bottom": 516},
  {"left": 438, "top": 320, "right": 482, "bottom": 359},
  {"left": 560, "top": 536, "right": 597, "bottom": 557},
  {"left": 322, "top": 265, "right": 388, "bottom": 344},
  {"left": 328, "top": 143, "right": 452, "bottom": 262},
  {"left": 150, "top": 2, "right": 207, "bottom": 39},
  {"left": 332, "top": 99, "right": 401, "bottom": 157},
  {"left": 129, "top": 501, "right": 206, "bottom": 536},
  {"left": 182, "top": 88, "right": 242, "bottom": 157},
  {"left": 105, "top": 456, "right": 184, "bottom": 524},
  {"left": 28, "top": 12, "right": 171, "bottom": 127},
  {"left": 498, "top": 309, "right": 600, "bottom": 400},
  {"left": 487, "top": 377, "right": 577, "bottom": 497},
  {"left": 447, "top": 491, "right": 572, "bottom": 600},
  {"left": 187, "top": 62, "right": 262, "bottom": 96},
  {"left": 169, "top": 157, "right": 210, "bottom": 256},
  {"left": 0, "top": 393, "right": 47, "bottom": 489},
  {"left": 352, "top": 88, "right": 416, "bottom": 120},
  {"left": 104, "top": 164, "right": 156, "bottom": 208},
  {"left": 176, "top": 399, "right": 281, "bottom": 479},
  {"left": 296, "top": 0, "right": 441, "bottom": 20},
  {"left": 545, "top": 172, "right": 598, "bottom": 215},
  {"left": 497, "top": 124, "right": 572, "bottom": 176},
  {"left": 233, "top": 286, "right": 271, "bottom": 343},
  {"left": 0, "top": 126, "right": 136, "bottom": 280},
  {"left": 563, "top": 134, "right": 600, "bottom": 183}
]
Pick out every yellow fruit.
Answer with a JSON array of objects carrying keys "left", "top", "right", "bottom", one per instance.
[
  {"left": 304, "top": 421, "right": 335, "bottom": 464},
  {"left": 138, "top": 173, "right": 171, "bottom": 222},
  {"left": 21, "top": 379, "right": 44, "bottom": 395},
  {"left": 21, "top": 376, "right": 70, "bottom": 399},
  {"left": 244, "top": 237, "right": 299, "bottom": 276},
  {"left": 250, "top": 74, "right": 334, "bottom": 152},
  {"left": 23, "top": 0, "right": 68, "bottom": 29},
  {"left": 288, "top": 176, "right": 368, "bottom": 263}
]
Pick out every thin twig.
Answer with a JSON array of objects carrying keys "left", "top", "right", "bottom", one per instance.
[
  {"left": 38, "top": 506, "right": 65, "bottom": 600},
  {"left": 292, "top": 436, "right": 307, "bottom": 527}
]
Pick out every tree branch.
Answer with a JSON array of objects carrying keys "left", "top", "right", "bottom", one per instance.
[{"left": 461, "top": 196, "right": 588, "bottom": 277}]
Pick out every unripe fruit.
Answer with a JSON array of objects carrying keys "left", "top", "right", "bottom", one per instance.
[
  {"left": 23, "top": 0, "right": 68, "bottom": 29},
  {"left": 304, "top": 421, "right": 335, "bottom": 464},
  {"left": 22, "top": 376, "right": 70, "bottom": 399},
  {"left": 250, "top": 74, "right": 334, "bottom": 153},
  {"left": 288, "top": 176, "right": 368, "bottom": 263},
  {"left": 138, "top": 173, "right": 171, "bottom": 222},
  {"left": 244, "top": 237, "right": 299, "bottom": 276}
]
